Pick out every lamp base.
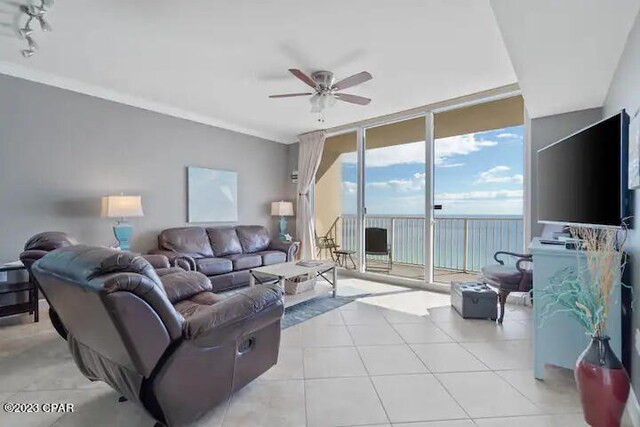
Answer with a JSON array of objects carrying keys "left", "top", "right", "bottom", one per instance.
[
  {"left": 113, "top": 221, "right": 133, "bottom": 251},
  {"left": 278, "top": 216, "right": 288, "bottom": 241}
]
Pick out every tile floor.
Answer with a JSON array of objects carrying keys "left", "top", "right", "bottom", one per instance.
[{"left": 0, "top": 278, "right": 632, "bottom": 426}]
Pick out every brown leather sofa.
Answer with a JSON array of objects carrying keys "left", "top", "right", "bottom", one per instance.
[
  {"left": 152, "top": 225, "right": 299, "bottom": 292},
  {"left": 32, "top": 245, "right": 284, "bottom": 427}
]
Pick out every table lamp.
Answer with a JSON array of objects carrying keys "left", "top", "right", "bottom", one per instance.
[
  {"left": 101, "top": 194, "right": 144, "bottom": 251},
  {"left": 271, "top": 201, "right": 294, "bottom": 241}
]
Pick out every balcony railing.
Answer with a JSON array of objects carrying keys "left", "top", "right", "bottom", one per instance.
[{"left": 328, "top": 215, "right": 524, "bottom": 273}]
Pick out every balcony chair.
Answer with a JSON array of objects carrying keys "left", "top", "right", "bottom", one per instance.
[
  {"left": 365, "top": 227, "right": 392, "bottom": 273},
  {"left": 481, "top": 251, "right": 533, "bottom": 323},
  {"left": 316, "top": 235, "right": 339, "bottom": 261}
]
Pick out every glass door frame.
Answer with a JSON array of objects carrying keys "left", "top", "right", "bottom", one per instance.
[
  {"left": 316, "top": 85, "right": 524, "bottom": 288},
  {"left": 354, "top": 113, "right": 434, "bottom": 282}
]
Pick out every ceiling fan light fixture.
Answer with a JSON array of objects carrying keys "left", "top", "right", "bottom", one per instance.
[{"left": 309, "top": 94, "right": 321, "bottom": 113}]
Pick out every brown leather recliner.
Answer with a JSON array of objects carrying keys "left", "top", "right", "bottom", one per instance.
[
  {"left": 19, "top": 232, "right": 190, "bottom": 340},
  {"left": 32, "top": 245, "right": 284, "bottom": 427}
]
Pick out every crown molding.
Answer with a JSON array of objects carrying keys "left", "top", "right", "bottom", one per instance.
[{"left": 0, "top": 61, "right": 293, "bottom": 144}]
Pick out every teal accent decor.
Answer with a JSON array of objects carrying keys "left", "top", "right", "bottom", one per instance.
[
  {"left": 278, "top": 216, "right": 287, "bottom": 241},
  {"left": 113, "top": 221, "right": 134, "bottom": 251}
]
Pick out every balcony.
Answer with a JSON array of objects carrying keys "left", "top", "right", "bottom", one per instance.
[{"left": 321, "top": 215, "right": 525, "bottom": 284}]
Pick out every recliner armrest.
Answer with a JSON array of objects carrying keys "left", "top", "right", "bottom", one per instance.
[
  {"left": 141, "top": 254, "right": 171, "bottom": 270},
  {"left": 149, "top": 250, "right": 196, "bottom": 271},
  {"left": 182, "top": 284, "right": 283, "bottom": 344},
  {"left": 268, "top": 240, "right": 299, "bottom": 262}
]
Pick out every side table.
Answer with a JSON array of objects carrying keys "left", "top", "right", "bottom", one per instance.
[{"left": 0, "top": 262, "right": 38, "bottom": 322}]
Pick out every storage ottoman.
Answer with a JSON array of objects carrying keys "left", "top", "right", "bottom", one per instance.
[{"left": 451, "top": 281, "right": 498, "bottom": 320}]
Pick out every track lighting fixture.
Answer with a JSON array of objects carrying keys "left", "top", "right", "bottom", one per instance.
[{"left": 18, "top": 0, "right": 54, "bottom": 57}]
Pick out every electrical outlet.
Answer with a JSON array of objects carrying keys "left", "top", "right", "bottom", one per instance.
[{"left": 0, "top": 272, "right": 6, "bottom": 282}]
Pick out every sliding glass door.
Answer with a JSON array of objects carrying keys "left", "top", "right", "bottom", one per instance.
[{"left": 363, "top": 117, "right": 427, "bottom": 280}]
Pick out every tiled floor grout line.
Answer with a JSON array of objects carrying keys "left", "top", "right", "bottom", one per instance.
[
  {"left": 342, "top": 307, "right": 393, "bottom": 426},
  {"left": 394, "top": 317, "right": 476, "bottom": 423}
]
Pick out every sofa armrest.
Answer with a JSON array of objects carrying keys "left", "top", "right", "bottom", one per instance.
[
  {"left": 19, "top": 249, "right": 50, "bottom": 269},
  {"left": 182, "top": 284, "right": 283, "bottom": 344},
  {"left": 149, "top": 250, "right": 196, "bottom": 271},
  {"left": 141, "top": 254, "right": 171, "bottom": 270},
  {"left": 268, "top": 240, "right": 300, "bottom": 262}
]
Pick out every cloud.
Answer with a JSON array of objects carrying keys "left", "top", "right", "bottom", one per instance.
[
  {"left": 340, "top": 133, "right": 498, "bottom": 168},
  {"left": 436, "top": 189, "right": 523, "bottom": 200},
  {"left": 342, "top": 181, "right": 357, "bottom": 194},
  {"left": 475, "top": 166, "right": 523, "bottom": 184},
  {"left": 367, "top": 172, "right": 425, "bottom": 193},
  {"left": 436, "top": 162, "right": 465, "bottom": 168},
  {"left": 435, "top": 134, "right": 497, "bottom": 165},
  {"left": 496, "top": 132, "right": 519, "bottom": 138}
]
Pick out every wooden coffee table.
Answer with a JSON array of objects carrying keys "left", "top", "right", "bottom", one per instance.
[{"left": 249, "top": 260, "right": 337, "bottom": 298}]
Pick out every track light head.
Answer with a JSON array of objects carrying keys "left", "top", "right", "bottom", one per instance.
[
  {"left": 25, "top": 36, "right": 38, "bottom": 50},
  {"left": 19, "top": 26, "right": 34, "bottom": 38},
  {"left": 38, "top": 16, "right": 52, "bottom": 32},
  {"left": 21, "top": 49, "right": 35, "bottom": 58}
]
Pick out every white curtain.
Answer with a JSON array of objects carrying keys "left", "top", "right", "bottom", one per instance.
[{"left": 296, "top": 130, "right": 327, "bottom": 260}]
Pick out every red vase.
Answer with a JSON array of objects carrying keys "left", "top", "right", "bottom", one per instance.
[{"left": 575, "top": 336, "right": 630, "bottom": 427}]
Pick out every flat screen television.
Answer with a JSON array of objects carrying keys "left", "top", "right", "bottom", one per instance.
[{"left": 537, "top": 111, "right": 630, "bottom": 228}]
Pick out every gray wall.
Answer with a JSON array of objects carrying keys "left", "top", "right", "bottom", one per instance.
[
  {"left": 529, "top": 107, "right": 603, "bottom": 238},
  {"left": 0, "top": 74, "right": 291, "bottom": 263},
  {"left": 604, "top": 11, "right": 640, "bottom": 396}
]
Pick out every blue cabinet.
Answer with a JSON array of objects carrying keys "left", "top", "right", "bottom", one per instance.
[{"left": 530, "top": 238, "right": 621, "bottom": 379}]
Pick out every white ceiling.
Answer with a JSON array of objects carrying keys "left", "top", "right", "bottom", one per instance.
[
  {"left": 1, "top": 1, "right": 637, "bottom": 143},
  {"left": 0, "top": 0, "right": 517, "bottom": 143},
  {"left": 490, "top": 0, "right": 640, "bottom": 119}
]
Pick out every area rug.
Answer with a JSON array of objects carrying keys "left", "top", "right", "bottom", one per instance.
[{"left": 281, "top": 294, "right": 370, "bottom": 329}]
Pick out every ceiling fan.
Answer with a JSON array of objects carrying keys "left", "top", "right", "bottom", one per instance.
[{"left": 269, "top": 69, "right": 372, "bottom": 114}]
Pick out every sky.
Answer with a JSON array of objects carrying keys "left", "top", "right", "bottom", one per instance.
[{"left": 340, "top": 125, "right": 524, "bottom": 216}]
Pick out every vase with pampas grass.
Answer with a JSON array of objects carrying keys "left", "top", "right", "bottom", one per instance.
[{"left": 541, "top": 225, "right": 630, "bottom": 427}]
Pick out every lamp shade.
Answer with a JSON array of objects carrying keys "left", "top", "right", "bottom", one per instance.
[
  {"left": 101, "top": 195, "right": 144, "bottom": 218},
  {"left": 271, "top": 201, "right": 293, "bottom": 216}
]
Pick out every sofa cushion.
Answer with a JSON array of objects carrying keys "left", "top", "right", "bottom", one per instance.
[
  {"left": 236, "top": 225, "right": 270, "bottom": 253},
  {"left": 206, "top": 227, "right": 243, "bottom": 257},
  {"left": 225, "top": 253, "right": 262, "bottom": 271},
  {"left": 158, "top": 227, "right": 213, "bottom": 259},
  {"left": 256, "top": 250, "right": 286, "bottom": 266},
  {"left": 160, "top": 271, "right": 213, "bottom": 304},
  {"left": 195, "top": 258, "right": 233, "bottom": 276}
]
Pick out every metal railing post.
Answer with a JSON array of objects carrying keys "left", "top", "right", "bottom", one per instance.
[
  {"left": 462, "top": 218, "right": 468, "bottom": 273},
  {"left": 390, "top": 217, "right": 395, "bottom": 263}
]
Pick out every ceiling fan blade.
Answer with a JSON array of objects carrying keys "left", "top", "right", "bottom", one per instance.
[
  {"left": 335, "top": 93, "right": 371, "bottom": 105},
  {"left": 269, "top": 93, "right": 313, "bottom": 98},
  {"left": 332, "top": 71, "right": 372, "bottom": 91},
  {"left": 288, "top": 69, "right": 317, "bottom": 89}
]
